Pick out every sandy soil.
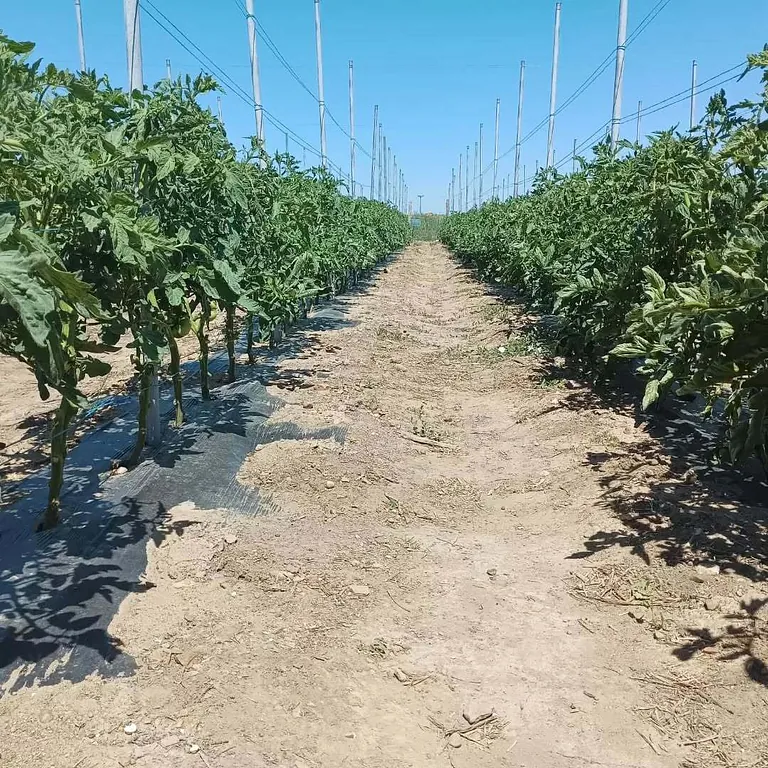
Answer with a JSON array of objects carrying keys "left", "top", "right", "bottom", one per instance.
[{"left": 2, "top": 242, "right": 767, "bottom": 768}]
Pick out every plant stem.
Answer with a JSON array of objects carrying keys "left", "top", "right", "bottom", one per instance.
[
  {"left": 197, "top": 307, "right": 211, "bottom": 400},
  {"left": 246, "top": 313, "right": 255, "bottom": 363},
  {"left": 126, "top": 365, "right": 151, "bottom": 467},
  {"left": 168, "top": 334, "right": 184, "bottom": 427},
  {"left": 225, "top": 304, "right": 236, "bottom": 383},
  {"left": 41, "top": 395, "right": 76, "bottom": 530}
]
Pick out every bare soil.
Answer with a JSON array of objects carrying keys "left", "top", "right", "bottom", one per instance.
[{"left": 2, "top": 242, "right": 767, "bottom": 768}]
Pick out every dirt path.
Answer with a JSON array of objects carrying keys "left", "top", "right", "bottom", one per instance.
[{"left": 2, "top": 242, "right": 767, "bottom": 768}]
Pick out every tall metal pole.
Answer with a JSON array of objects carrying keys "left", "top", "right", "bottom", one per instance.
[
  {"left": 370, "top": 105, "right": 379, "bottom": 200},
  {"left": 493, "top": 98, "right": 501, "bottom": 196},
  {"left": 418, "top": 194, "right": 424, "bottom": 214},
  {"left": 387, "top": 146, "right": 392, "bottom": 202},
  {"left": 313, "top": 0, "right": 327, "bottom": 166},
  {"left": 245, "top": 0, "right": 265, "bottom": 146},
  {"left": 383, "top": 136, "right": 388, "bottom": 203},
  {"left": 451, "top": 168, "right": 456, "bottom": 212},
  {"left": 513, "top": 60, "right": 525, "bottom": 197},
  {"left": 547, "top": 3, "right": 562, "bottom": 167},
  {"left": 473, "top": 141, "right": 478, "bottom": 207},
  {"left": 689, "top": 59, "right": 698, "bottom": 130},
  {"left": 479, "top": 123, "right": 484, "bottom": 203},
  {"left": 636, "top": 100, "right": 642, "bottom": 144},
  {"left": 465, "top": 145, "right": 470, "bottom": 211},
  {"left": 348, "top": 60, "right": 356, "bottom": 197},
  {"left": 378, "top": 124, "right": 383, "bottom": 200},
  {"left": 610, "top": 0, "right": 629, "bottom": 150},
  {"left": 572, "top": 137, "right": 577, "bottom": 172},
  {"left": 393, "top": 156, "right": 398, "bottom": 206},
  {"left": 165, "top": 58, "right": 172, "bottom": 80},
  {"left": 74, "top": 0, "right": 87, "bottom": 71},
  {"left": 124, "top": 0, "right": 144, "bottom": 94},
  {"left": 458, "top": 153, "right": 463, "bottom": 213},
  {"left": 284, "top": 131, "right": 289, "bottom": 155},
  {"left": 218, "top": 97, "right": 224, "bottom": 123}
]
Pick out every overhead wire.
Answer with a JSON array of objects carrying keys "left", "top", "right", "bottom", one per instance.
[
  {"left": 138, "top": 0, "right": 351, "bottom": 181},
  {"left": 230, "top": 0, "right": 373, "bottom": 161},
  {"left": 462, "top": 0, "right": 676, "bottom": 193}
]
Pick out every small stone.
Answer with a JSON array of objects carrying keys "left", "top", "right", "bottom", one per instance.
[
  {"left": 303, "top": 403, "right": 314, "bottom": 409},
  {"left": 345, "top": 733, "right": 355, "bottom": 739},
  {"left": 695, "top": 564, "right": 721, "bottom": 580},
  {"left": 462, "top": 705, "right": 493, "bottom": 725},
  {"left": 160, "top": 735, "right": 180, "bottom": 748},
  {"left": 187, "top": 744, "right": 200, "bottom": 754},
  {"left": 114, "top": 466, "right": 128, "bottom": 476},
  {"left": 254, "top": 444, "right": 265, "bottom": 451},
  {"left": 486, "top": 568, "right": 498, "bottom": 577},
  {"left": 704, "top": 598, "right": 720, "bottom": 612},
  {"left": 224, "top": 534, "right": 238, "bottom": 545},
  {"left": 325, "top": 480, "right": 336, "bottom": 490},
  {"left": 349, "top": 584, "right": 370, "bottom": 596},
  {"left": 123, "top": 723, "right": 138, "bottom": 735},
  {"left": 350, "top": 559, "right": 360, "bottom": 566},
  {"left": 448, "top": 733, "right": 463, "bottom": 749},
  {"left": 497, "top": 346, "right": 506, "bottom": 354},
  {"left": 393, "top": 668, "right": 409, "bottom": 683}
]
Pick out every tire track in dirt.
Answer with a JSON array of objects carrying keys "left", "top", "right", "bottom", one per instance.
[{"left": 3, "top": 242, "right": 766, "bottom": 768}]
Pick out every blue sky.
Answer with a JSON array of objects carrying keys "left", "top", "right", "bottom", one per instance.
[{"left": 4, "top": 1, "right": 768, "bottom": 212}]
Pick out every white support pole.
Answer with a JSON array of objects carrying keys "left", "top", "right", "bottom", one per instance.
[
  {"left": 610, "top": 0, "right": 628, "bottom": 151},
  {"left": 74, "top": 0, "right": 87, "bottom": 71},
  {"left": 165, "top": 58, "right": 172, "bottom": 80},
  {"left": 313, "top": 0, "right": 327, "bottom": 166},
  {"left": 370, "top": 105, "right": 378, "bottom": 200},
  {"left": 572, "top": 137, "right": 577, "bottom": 172},
  {"left": 124, "top": 0, "right": 144, "bottom": 94},
  {"left": 348, "top": 60, "right": 356, "bottom": 196},
  {"left": 383, "top": 137, "right": 389, "bottom": 202},
  {"left": 378, "top": 124, "right": 383, "bottom": 200},
  {"left": 636, "top": 99, "right": 642, "bottom": 144},
  {"left": 245, "top": 0, "right": 265, "bottom": 147},
  {"left": 393, "top": 156, "right": 398, "bottom": 206},
  {"left": 473, "top": 141, "right": 478, "bottom": 207},
  {"left": 479, "top": 123, "right": 484, "bottom": 203},
  {"left": 493, "top": 98, "right": 501, "bottom": 196},
  {"left": 218, "top": 96, "right": 223, "bottom": 123},
  {"left": 689, "top": 59, "right": 698, "bottom": 130},
  {"left": 451, "top": 168, "right": 456, "bottom": 212},
  {"left": 513, "top": 60, "right": 525, "bottom": 197},
  {"left": 465, "top": 145, "right": 470, "bottom": 210},
  {"left": 458, "top": 153, "right": 463, "bottom": 213},
  {"left": 547, "top": 3, "right": 562, "bottom": 167}
]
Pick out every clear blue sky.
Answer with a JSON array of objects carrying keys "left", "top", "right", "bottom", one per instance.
[{"left": 4, "top": 1, "right": 768, "bottom": 212}]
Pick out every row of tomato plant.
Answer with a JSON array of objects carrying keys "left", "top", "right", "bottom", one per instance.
[
  {"left": 441, "top": 49, "right": 768, "bottom": 472},
  {"left": 0, "top": 34, "right": 411, "bottom": 528}
]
